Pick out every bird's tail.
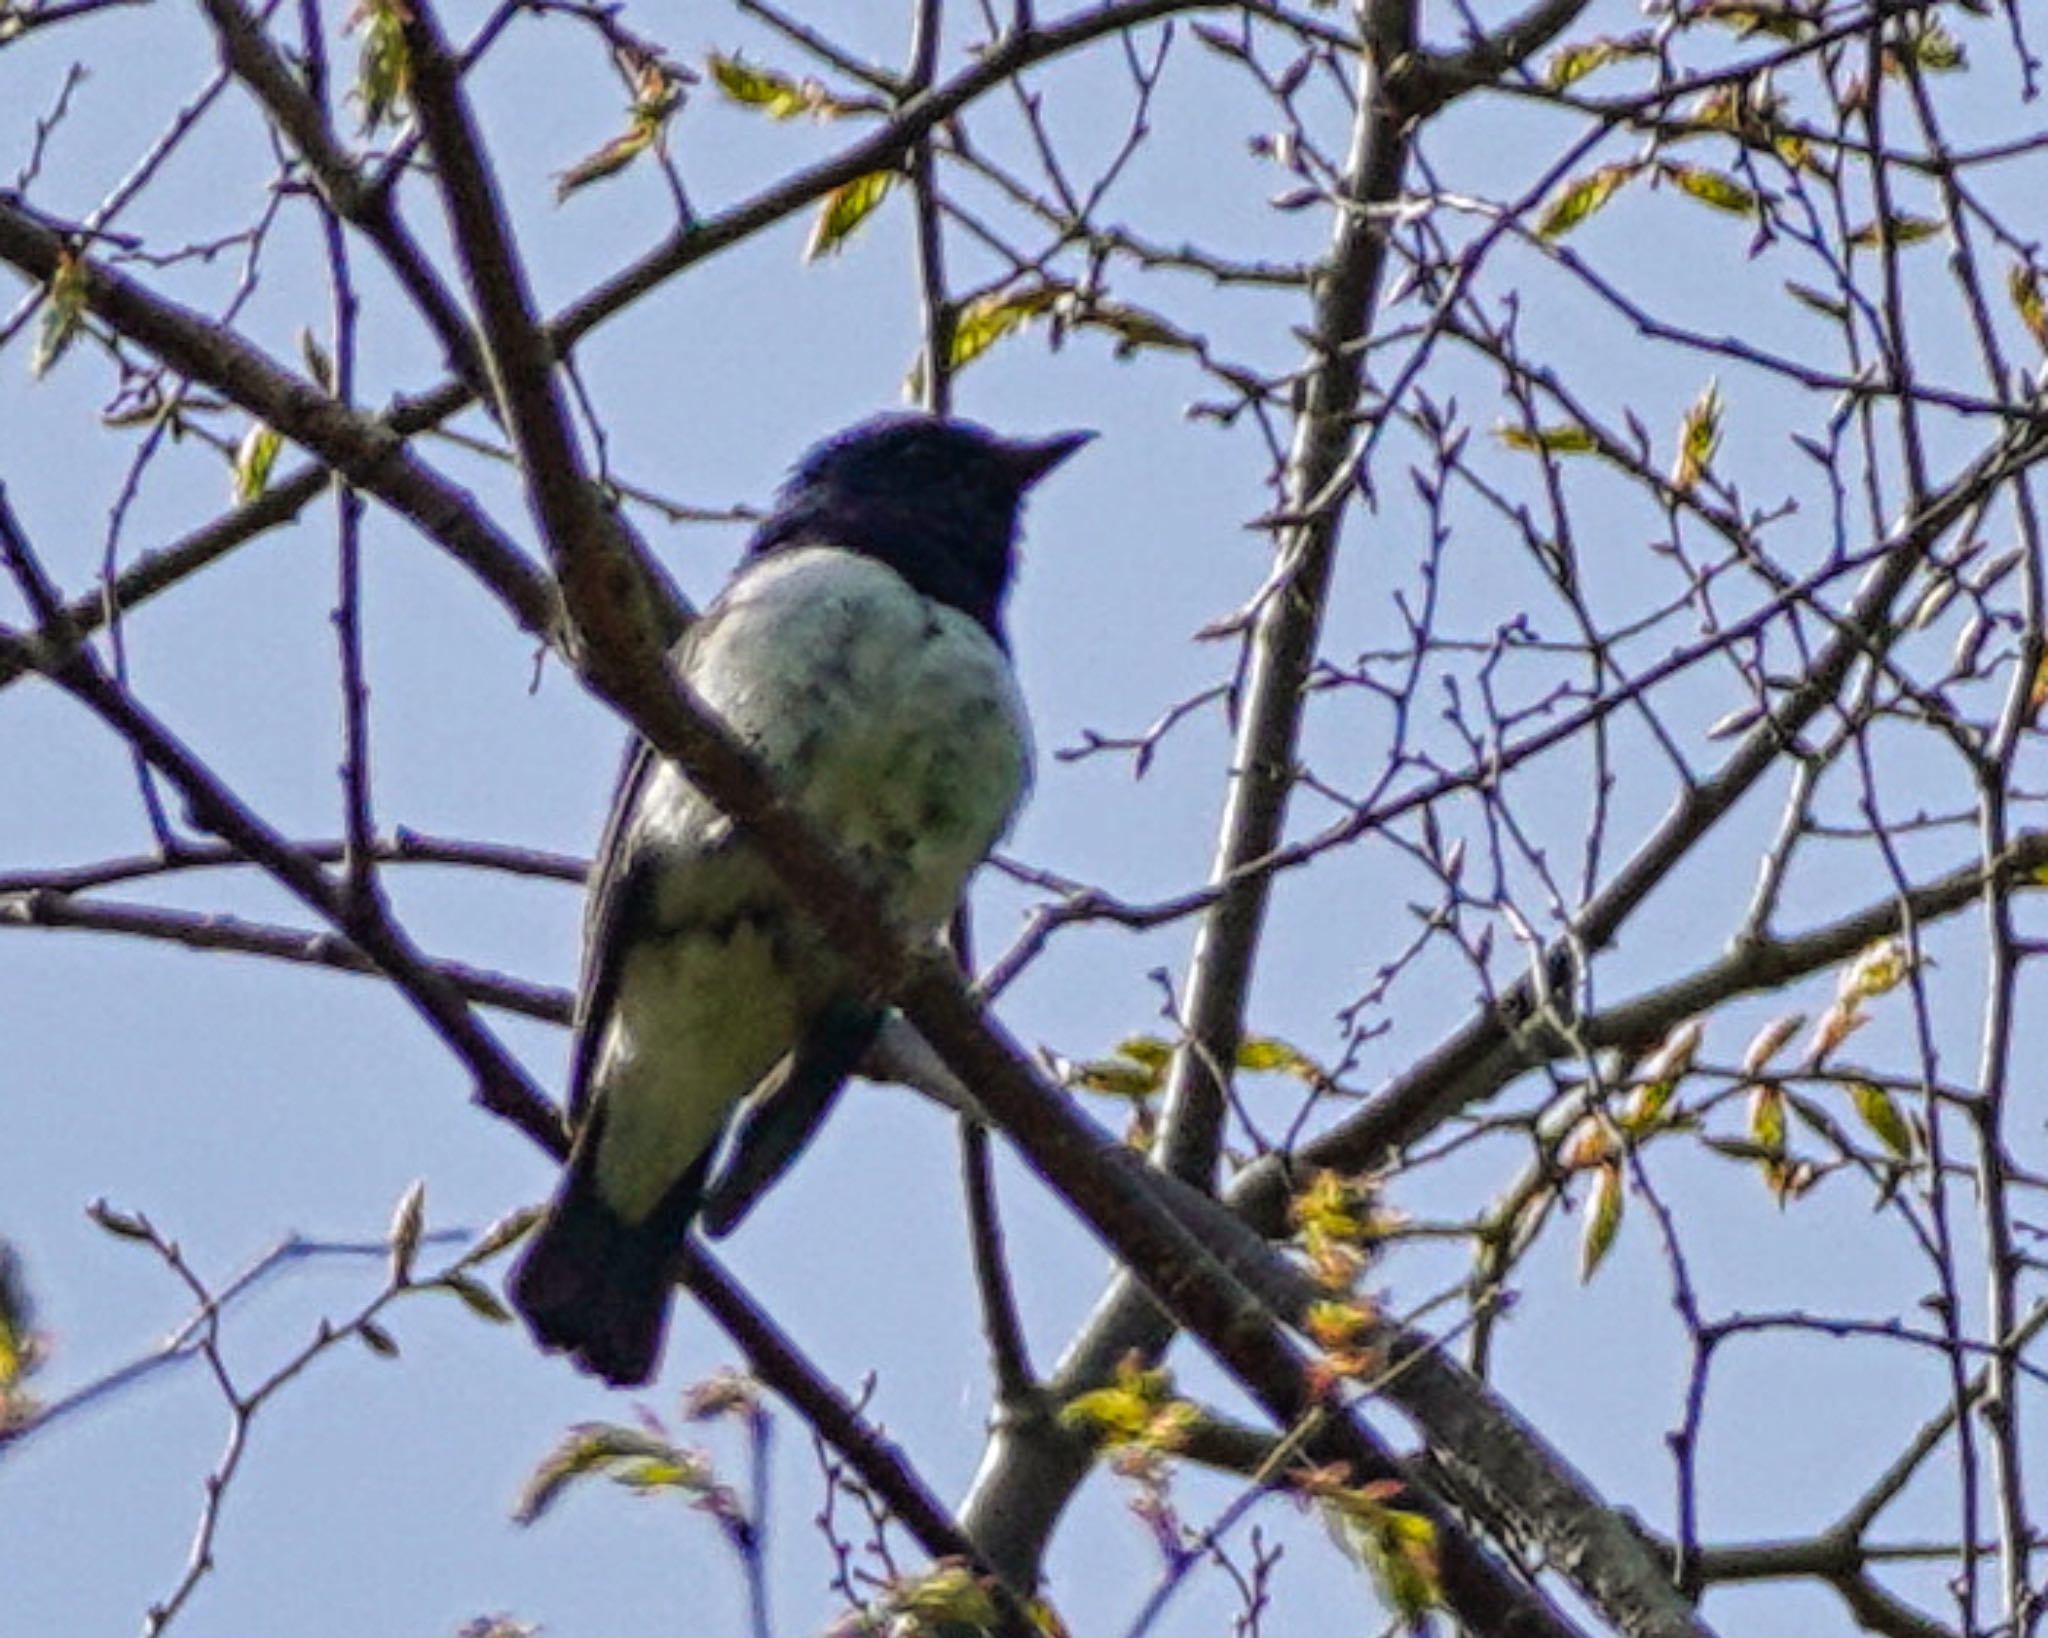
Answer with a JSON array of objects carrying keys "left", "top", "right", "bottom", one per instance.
[{"left": 508, "top": 1145, "right": 710, "bottom": 1388}]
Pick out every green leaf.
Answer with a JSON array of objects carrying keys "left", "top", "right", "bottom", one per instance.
[
  {"left": 1659, "top": 161, "right": 1758, "bottom": 216},
  {"left": 707, "top": 52, "right": 855, "bottom": 119},
  {"left": 1580, "top": 1161, "right": 1623, "bottom": 1281},
  {"left": 515, "top": 1424, "right": 712, "bottom": 1525},
  {"left": 1498, "top": 421, "right": 1600, "bottom": 455},
  {"left": 1838, "top": 935, "right": 1912, "bottom": 1003},
  {"left": 1749, "top": 1082, "right": 1786, "bottom": 1155},
  {"left": 388, "top": 1178, "right": 426, "bottom": 1286},
  {"left": 557, "top": 59, "right": 689, "bottom": 204},
  {"left": 1076, "top": 300, "right": 1199, "bottom": 359},
  {"left": 2009, "top": 263, "right": 2048, "bottom": 351},
  {"left": 1361, "top": 1507, "right": 1442, "bottom": 1623},
  {"left": 1314, "top": 1477, "right": 1445, "bottom": 1622},
  {"left": 1850, "top": 1081, "right": 1915, "bottom": 1161},
  {"left": 1896, "top": 18, "right": 1966, "bottom": 72},
  {"left": 948, "top": 283, "right": 1067, "bottom": 372},
  {"left": 1544, "top": 35, "right": 1651, "bottom": 89},
  {"left": 1058, "top": 1354, "right": 1193, "bottom": 1450},
  {"left": 299, "top": 328, "right": 335, "bottom": 394},
  {"left": 31, "top": 252, "right": 89, "bottom": 381},
  {"left": 1785, "top": 281, "right": 1848, "bottom": 321},
  {"left": 1536, "top": 162, "right": 1634, "bottom": 238},
  {"left": 1849, "top": 214, "right": 1944, "bottom": 249},
  {"left": 1235, "top": 1035, "right": 1319, "bottom": 1078},
  {"left": 458, "top": 1205, "right": 544, "bottom": 1268},
  {"left": 86, "top": 1198, "right": 153, "bottom": 1242},
  {"left": 555, "top": 124, "right": 658, "bottom": 202},
  {"left": 438, "top": 1272, "right": 514, "bottom": 1324},
  {"left": 0, "top": 1241, "right": 41, "bottom": 1395},
  {"left": 1066, "top": 1059, "right": 1164, "bottom": 1098},
  {"left": 1691, "top": 0, "right": 1813, "bottom": 42},
  {"left": 805, "top": 170, "right": 893, "bottom": 261},
  {"left": 349, "top": 0, "right": 412, "bottom": 134},
  {"left": 885, "top": 1565, "right": 1002, "bottom": 1634},
  {"left": 1113, "top": 1035, "right": 1175, "bottom": 1072},
  {"left": 359, "top": 1319, "right": 401, "bottom": 1358},
  {"left": 1671, "top": 378, "right": 1722, "bottom": 493},
  {"left": 232, "top": 421, "right": 282, "bottom": 503}
]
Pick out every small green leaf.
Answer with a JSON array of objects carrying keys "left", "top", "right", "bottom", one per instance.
[
  {"left": 1895, "top": 18, "right": 1966, "bottom": 72},
  {"left": 232, "top": 421, "right": 282, "bottom": 502},
  {"left": 1671, "top": 378, "right": 1723, "bottom": 493},
  {"left": 359, "top": 1319, "right": 401, "bottom": 1357},
  {"left": 1113, "top": 1036, "right": 1175, "bottom": 1072},
  {"left": 1849, "top": 214, "right": 1944, "bottom": 249},
  {"left": 1691, "top": 0, "right": 1813, "bottom": 42},
  {"left": 1066, "top": 1059, "right": 1164, "bottom": 1098},
  {"left": 1838, "top": 935, "right": 1912, "bottom": 1003},
  {"left": 298, "top": 329, "right": 336, "bottom": 393},
  {"left": 805, "top": 170, "right": 893, "bottom": 261},
  {"left": 1544, "top": 35, "right": 1651, "bottom": 88},
  {"left": 885, "top": 1564, "right": 1003, "bottom": 1634},
  {"left": 1580, "top": 1160, "right": 1623, "bottom": 1281},
  {"left": 388, "top": 1178, "right": 426, "bottom": 1286},
  {"left": 1749, "top": 1082, "right": 1787, "bottom": 1155},
  {"left": 349, "top": 0, "right": 412, "bottom": 134},
  {"left": 458, "top": 1205, "right": 544, "bottom": 1268},
  {"left": 1076, "top": 300, "right": 1199, "bottom": 359},
  {"left": 87, "top": 1198, "right": 153, "bottom": 1242},
  {"left": 1291, "top": 1168, "right": 1380, "bottom": 1245},
  {"left": 947, "top": 283, "right": 1067, "bottom": 372},
  {"left": 1659, "top": 161, "right": 1758, "bottom": 216},
  {"left": 2009, "top": 264, "right": 2048, "bottom": 351},
  {"left": 0, "top": 1241, "right": 42, "bottom": 1396},
  {"left": 1362, "top": 1506, "right": 1443, "bottom": 1623},
  {"left": 1312, "top": 1475, "right": 1445, "bottom": 1622},
  {"left": 438, "top": 1272, "right": 513, "bottom": 1324},
  {"left": 555, "top": 124, "right": 658, "bottom": 202},
  {"left": 515, "top": 1424, "right": 713, "bottom": 1525},
  {"left": 1236, "top": 1035, "right": 1319, "bottom": 1078},
  {"left": 1625, "top": 1018, "right": 1704, "bottom": 1132},
  {"left": 1850, "top": 1081, "right": 1915, "bottom": 1161},
  {"left": 31, "top": 252, "right": 89, "bottom": 381},
  {"left": 1536, "top": 162, "right": 1634, "bottom": 239},
  {"left": 1785, "top": 281, "right": 1848, "bottom": 321},
  {"left": 707, "top": 52, "right": 855, "bottom": 119},
  {"left": 1059, "top": 1353, "right": 1194, "bottom": 1451},
  {"left": 1498, "top": 422, "right": 1600, "bottom": 455}
]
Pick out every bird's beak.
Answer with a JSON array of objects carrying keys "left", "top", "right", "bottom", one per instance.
[{"left": 1003, "top": 429, "right": 1096, "bottom": 489}]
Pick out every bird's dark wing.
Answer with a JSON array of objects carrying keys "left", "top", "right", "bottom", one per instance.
[
  {"left": 566, "top": 734, "right": 665, "bottom": 1129},
  {"left": 565, "top": 607, "right": 746, "bottom": 1130},
  {"left": 698, "top": 998, "right": 884, "bottom": 1238}
]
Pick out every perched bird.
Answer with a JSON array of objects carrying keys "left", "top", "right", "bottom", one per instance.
[{"left": 509, "top": 413, "right": 1090, "bottom": 1386}]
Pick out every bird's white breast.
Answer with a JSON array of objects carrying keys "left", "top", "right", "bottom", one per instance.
[
  {"left": 590, "top": 546, "right": 1032, "bottom": 1218},
  {"left": 657, "top": 545, "right": 1032, "bottom": 928}
]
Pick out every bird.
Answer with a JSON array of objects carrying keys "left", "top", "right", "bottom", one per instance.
[{"left": 508, "top": 412, "right": 1091, "bottom": 1386}]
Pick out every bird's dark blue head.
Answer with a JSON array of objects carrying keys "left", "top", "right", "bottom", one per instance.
[{"left": 748, "top": 414, "right": 1092, "bottom": 643}]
